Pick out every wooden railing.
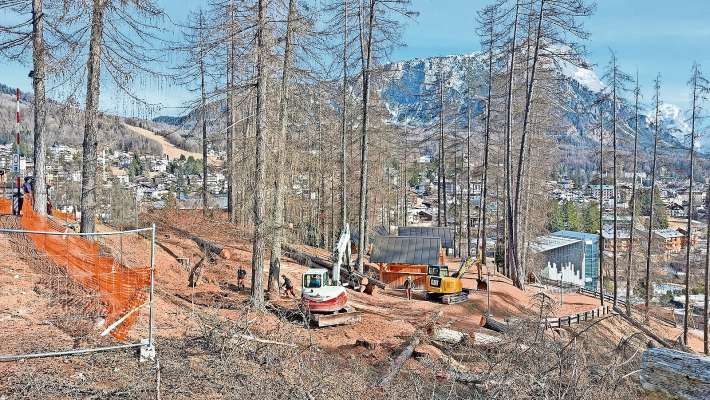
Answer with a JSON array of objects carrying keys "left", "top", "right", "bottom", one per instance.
[{"left": 543, "top": 305, "right": 612, "bottom": 329}]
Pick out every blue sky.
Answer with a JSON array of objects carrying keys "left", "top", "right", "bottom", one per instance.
[{"left": 2, "top": 0, "right": 709, "bottom": 113}]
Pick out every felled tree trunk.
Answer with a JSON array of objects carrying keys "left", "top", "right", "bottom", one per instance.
[
  {"left": 377, "top": 332, "right": 421, "bottom": 388},
  {"left": 640, "top": 348, "right": 710, "bottom": 400},
  {"left": 479, "top": 315, "right": 508, "bottom": 333}
]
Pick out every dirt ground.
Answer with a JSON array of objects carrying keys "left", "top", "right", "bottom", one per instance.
[{"left": 0, "top": 209, "right": 704, "bottom": 398}]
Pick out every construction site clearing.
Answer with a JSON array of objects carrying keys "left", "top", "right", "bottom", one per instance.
[{"left": 1, "top": 208, "right": 707, "bottom": 399}]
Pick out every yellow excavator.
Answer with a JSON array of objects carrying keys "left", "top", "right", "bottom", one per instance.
[{"left": 425, "top": 256, "right": 477, "bottom": 304}]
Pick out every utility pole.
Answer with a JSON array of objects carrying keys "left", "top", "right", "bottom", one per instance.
[{"left": 13, "top": 88, "right": 21, "bottom": 215}]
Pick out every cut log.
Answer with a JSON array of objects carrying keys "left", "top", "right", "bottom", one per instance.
[
  {"left": 376, "top": 311, "right": 444, "bottom": 388},
  {"left": 640, "top": 348, "right": 710, "bottom": 400},
  {"left": 377, "top": 333, "right": 422, "bottom": 388},
  {"left": 232, "top": 334, "right": 297, "bottom": 348},
  {"left": 193, "top": 236, "right": 231, "bottom": 260},
  {"left": 479, "top": 315, "right": 509, "bottom": 333},
  {"left": 430, "top": 327, "right": 468, "bottom": 344},
  {"left": 475, "top": 279, "right": 488, "bottom": 291}
]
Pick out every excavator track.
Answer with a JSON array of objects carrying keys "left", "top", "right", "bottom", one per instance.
[{"left": 441, "top": 290, "right": 470, "bottom": 305}]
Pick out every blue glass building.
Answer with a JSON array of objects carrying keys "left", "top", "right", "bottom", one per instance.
[{"left": 551, "top": 230, "right": 600, "bottom": 290}]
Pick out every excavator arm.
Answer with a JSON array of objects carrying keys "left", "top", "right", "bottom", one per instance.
[
  {"left": 452, "top": 256, "right": 476, "bottom": 279},
  {"left": 330, "top": 223, "right": 351, "bottom": 285}
]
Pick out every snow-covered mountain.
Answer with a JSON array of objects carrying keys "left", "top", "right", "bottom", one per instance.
[{"left": 377, "top": 53, "right": 707, "bottom": 155}]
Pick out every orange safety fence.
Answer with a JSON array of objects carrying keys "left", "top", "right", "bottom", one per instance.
[{"left": 0, "top": 195, "right": 151, "bottom": 340}]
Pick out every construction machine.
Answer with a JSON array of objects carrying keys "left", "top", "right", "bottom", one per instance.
[
  {"left": 424, "top": 256, "right": 476, "bottom": 304},
  {"left": 300, "top": 224, "right": 361, "bottom": 327}
]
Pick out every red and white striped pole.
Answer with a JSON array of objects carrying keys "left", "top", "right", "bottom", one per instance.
[{"left": 15, "top": 88, "right": 21, "bottom": 214}]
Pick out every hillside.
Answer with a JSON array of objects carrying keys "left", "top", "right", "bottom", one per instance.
[
  {"left": 0, "top": 84, "right": 162, "bottom": 156},
  {"left": 1, "top": 208, "right": 702, "bottom": 399}
]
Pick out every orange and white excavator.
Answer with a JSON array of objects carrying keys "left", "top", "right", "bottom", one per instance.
[{"left": 300, "top": 224, "right": 361, "bottom": 327}]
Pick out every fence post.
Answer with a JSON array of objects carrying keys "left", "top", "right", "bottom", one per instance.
[
  {"left": 149, "top": 223, "right": 156, "bottom": 347},
  {"left": 140, "top": 223, "right": 157, "bottom": 363}
]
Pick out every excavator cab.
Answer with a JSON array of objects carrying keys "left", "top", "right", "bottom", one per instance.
[{"left": 302, "top": 268, "right": 329, "bottom": 289}]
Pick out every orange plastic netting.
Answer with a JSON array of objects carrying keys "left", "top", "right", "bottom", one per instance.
[{"left": 0, "top": 196, "right": 151, "bottom": 340}]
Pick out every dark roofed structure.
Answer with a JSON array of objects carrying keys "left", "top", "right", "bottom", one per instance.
[
  {"left": 370, "top": 236, "right": 441, "bottom": 266},
  {"left": 350, "top": 225, "right": 389, "bottom": 245},
  {"left": 397, "top": 226, "right": 454, "bottom": 249}
]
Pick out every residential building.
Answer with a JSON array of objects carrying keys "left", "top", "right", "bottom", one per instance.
[
  {"left": 652, "top": 229, "right": 685, "bottom": 254},
  {"left": 601, "top": 227, "right": 632, "bottom": 252},
  {"left": 588, "top": 184, "right": 615, "bottom": 201}
]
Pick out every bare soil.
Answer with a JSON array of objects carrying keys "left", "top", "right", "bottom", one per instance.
[{"left": 0, "top": 209, "right": 701, "bottom": 399}]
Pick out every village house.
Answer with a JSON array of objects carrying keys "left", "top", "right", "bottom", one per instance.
[
  {"left": 652, "top": 228, "right": 685, "bottom": 254},
  {"left": 588, "top": 184, "right": 615, "bottom": 201}
]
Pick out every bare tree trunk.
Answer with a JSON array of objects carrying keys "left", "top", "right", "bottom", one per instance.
[
  {"left": 200, "top": 55, "right": 208, "bottom": 216},
  {"left": 598, "top": 105, "right": 605, "bottom": 305},
  {"left": 704, "top": 182, "right": 709, "bottom": 355},
  {"left": 251, "top": 0, "right": 268, "bottom": 308},
  {"left": 403, "top": 124, "right": 408, "bottom": 227},
  {"left": 453, "top": 149, "right": 461, "bottom": 256},
  {"left": 268, "top": 0, "right": 296, "bottom": 293},
  {"left": 458, "top": 152, "right": 464, "bottom": 257},
  {"left": 467, "top": 110, "right": 473, "bottom": 257},
  {"left": 511, "top": 0, "right": 543, "bottom": 289},
  {"left": 80, "top": 0, "right": 106, "bottom": 234},
  {"left": 645, "top": 77, "right": 661, "bottom": 324},
  {"left": 612, "top": 64, "right": 619, "bottom": 308},
  {"left": 626, "top": 74, "right": 640, "bottom": 316},
  {"left": 683, "top": 66, "right": 699, "bottom": 345},
  {"left": 504, "top": 1, "right": 520, "bottom": 286},
  {"left": 227, "top": 0, "right": 237, "bottom": 223},
  {"left": 439, "top": 71, "right": 447, "bottom": 227},
  {"left": 355, "top": 0, "right": 375, "bottom": 274},
  {"left": 480, "top": 78, "right": 492, "bottom": 265},
  {"left": 31, "top": 0, "right": 47, "bottom": 216},
  {"left": 340, "top": 0, "right": 348, "bottom": 232}
]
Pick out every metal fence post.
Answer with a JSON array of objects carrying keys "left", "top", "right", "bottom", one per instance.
[{"left": 149, "top": 223, "right": 156, "bottom": 347}]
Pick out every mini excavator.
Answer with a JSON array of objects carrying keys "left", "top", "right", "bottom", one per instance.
[
  {"left": 300, "top": 224, "right": 361, "bottom": 327},
  {"left": 424, "top": 256, "right": 478, "bottom": 304}
]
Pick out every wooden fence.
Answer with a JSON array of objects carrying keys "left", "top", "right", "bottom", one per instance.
[{"left": 543, "top": 305, "right": 612, "bottom": 329}]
